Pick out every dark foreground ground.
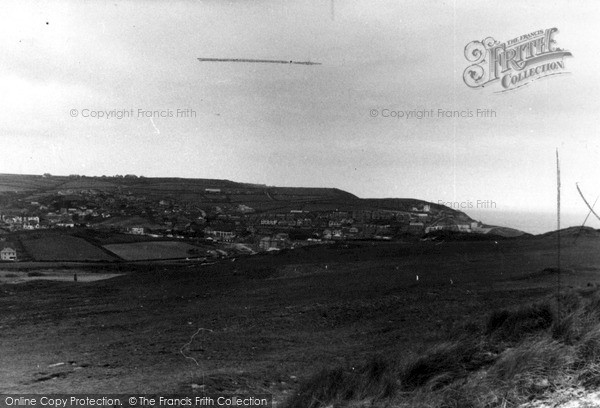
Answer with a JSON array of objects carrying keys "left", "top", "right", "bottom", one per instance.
[{"left": 1, "top": 237, "right": 599, "bottom": 405}]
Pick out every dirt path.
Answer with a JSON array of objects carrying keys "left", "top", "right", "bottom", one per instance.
[{"left": 0, "top": 270, "right": 123, "bottom": 283}]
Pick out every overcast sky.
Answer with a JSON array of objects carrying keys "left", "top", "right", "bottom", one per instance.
[{"left": 1, "top": 0, "right": 599, "bottom": 232}]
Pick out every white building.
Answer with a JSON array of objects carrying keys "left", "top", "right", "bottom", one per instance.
[{"left": 1, "top": 247, "right": 17, "bottom": 261}]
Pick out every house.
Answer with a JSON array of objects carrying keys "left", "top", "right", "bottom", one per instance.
[
  {"left": 425, "top": 225, "right": 445, "bottom": 233},
  {"left": 408, "top": 222, "right": 425, "bottom": 234},
  {"left": 425, "top": 217, "right": 462, "bottom": 233},
  {"left": 259, "top": 233, "right": 290, "bottom": 251},
  {"left": 295, "top": 218, "right": 312, "bottom": 227},
  {"left": 332, "top": 229, "right": 344, "bottom": 239},
  {"left": 456, "top": 223, "right": 472, "bottom": 232},
  {"left": 1, "top": 246, "right": 17, "bottom": 261},
  {"left": 347, "top": 226, "right": 360, "bottom": 235},
  {"left": 374, "top": 235, "right": 392, "bottom": 240},
  {"left": 203, "top": 224, "right": 236, "bottom": 242},
  {"left": 259, "top": 237, "right": 282, "bottom": 251},
  {"left": 237, "top": 204, "right": 255, "bottom": 214},
  {"left": 129, "top": 227, "right": 145, "bottom": 235}
]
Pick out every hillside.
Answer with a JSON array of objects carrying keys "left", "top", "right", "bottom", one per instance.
[
  {"left": 0, "top": 173, "right": 468, "bottom": 218},
  {"left": 539, "top": 226, "right": 600, "bottom": 239},
  {"left": 0, "top": 173, "right": 533, "bottom": 242}
]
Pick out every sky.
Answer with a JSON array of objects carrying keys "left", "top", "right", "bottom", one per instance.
[{"left": 0, "top": 0, "right": 599, "bottom": 233}]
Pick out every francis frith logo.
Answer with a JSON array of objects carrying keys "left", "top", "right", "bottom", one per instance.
[{"left": 463, "top": 28, "right": 572, "bottom": 92}]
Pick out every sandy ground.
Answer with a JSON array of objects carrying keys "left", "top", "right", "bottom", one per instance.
[
  {"left": 0, "top": 270, "right": 123, "bottom": 283},
  {"left": 523, "top": 390, "right": 600, "bottom": 408},
  {"left": 560, "top": 391, "right": 600, "bottom": 408}
]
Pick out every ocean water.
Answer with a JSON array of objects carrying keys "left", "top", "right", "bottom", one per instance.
[{"left": 466, "top": 210, "right": 600, "bottom": 235}]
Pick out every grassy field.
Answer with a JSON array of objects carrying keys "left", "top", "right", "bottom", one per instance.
[
  {"left": 72, "top": 229, "right": 163, "bottom": 245},
  {"left": 19, "top": 234, "right": 118, "bottom": 262},
  {"left": 0, "top": 237, "right": 599, "bottom": 406},
  {"left": 103, "top": 241, "right": 204, "bottom": 260}
]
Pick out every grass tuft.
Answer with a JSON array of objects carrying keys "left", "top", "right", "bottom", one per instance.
[
  {"left": 486, "top": 302, "right": 555, "bottom": 343},
  {"left": 399, "top": 341, "right": 479, "bottom": 391},
  {"left": 489, "top": 338, "right": 572, "bottom": 394},
  {"left": 575, "top": 324, "right": 600, "bottom": 387},
  {"left": 286, "top": 355, "right": 398, "bottom": 408}
]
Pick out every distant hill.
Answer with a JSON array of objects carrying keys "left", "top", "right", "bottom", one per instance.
[
  {"left": 538, "top": 226, "right": 600, "bottom": 238},
  {"left": 484, "top": 226, "right": 532, "bottom": 238},
  {"left": 0, "top": 173, "right": 463, "bottom": 214},
  {"left": 0, "top": 173, "right": 527, "bottom": 235}
]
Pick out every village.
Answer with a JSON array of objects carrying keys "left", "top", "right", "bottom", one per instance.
[{"left": 0, "top": 180, "right": 490, "bottom": 261}]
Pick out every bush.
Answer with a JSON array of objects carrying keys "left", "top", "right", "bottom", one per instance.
[
  {"left": 575, "top": 324, "right": 600, "bottom": 386},
  {"left": 285, "top": 356, "right": 397, "bottom": 408},
  {"left": 556, "top": 291, "right": 584, "bottom": 316},
  {"left": 400, "top": 341, "right": 480, "bottom": 391},
  {"left": 489, "top": 338, "right": 572, "bottom": 390},
  {"left": 486, "top": 310, "right": 510, "bottom": 334},
  {"left": 583, "top": 292, "right": 600, "bottom": 320},
  {"left": 552, "top": 289, "right": 600, "bottom": 345},
  {"left": 287, "top": 367, "right": 352, "bottom": 408},
  {"left": 486, "top": 302, "right": 555, "bottom": 343},
  {"left": 551, "top": 309, "right": 599, "bottom": 345},
  {"left": 578, "top": 324, "right": 600, "bottom": 362}
]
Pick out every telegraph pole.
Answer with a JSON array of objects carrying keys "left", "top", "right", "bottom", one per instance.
[{"left": 556, "top": 149, "right": 561, "bottom": 316}]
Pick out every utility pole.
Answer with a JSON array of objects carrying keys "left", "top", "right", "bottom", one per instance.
[{"left": 556, "top": 149, "right": 561, "bottom": 316}]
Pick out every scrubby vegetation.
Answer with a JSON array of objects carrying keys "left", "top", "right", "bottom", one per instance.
[{"left": 284, "top": 287, "right": 600, "bottom": 408}]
